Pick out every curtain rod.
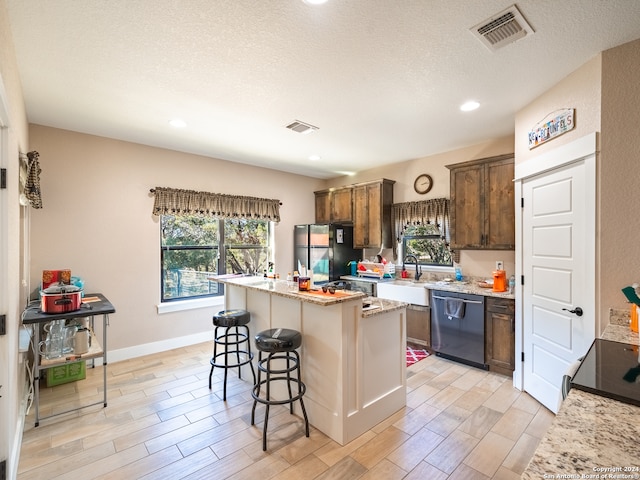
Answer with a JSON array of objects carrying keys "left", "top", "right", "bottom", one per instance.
[{"left": 149, "top": 188, "right": 282, "bottom": 205}]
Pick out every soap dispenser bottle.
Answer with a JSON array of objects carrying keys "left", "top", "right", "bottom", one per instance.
[{"left": 454, "top": 263, "right": 463, "bottom": 281}]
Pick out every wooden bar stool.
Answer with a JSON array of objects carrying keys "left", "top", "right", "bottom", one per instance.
[
  {"left": 209, "top": 309, "right": 256, "bottom": 401},
  {"left": 251, "top": 328, "right": 309, "bottom": 451}
]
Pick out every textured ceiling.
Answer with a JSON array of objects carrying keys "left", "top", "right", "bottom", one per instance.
[{"left": 6, "top": 1, "right": 640, "bottom": 179}]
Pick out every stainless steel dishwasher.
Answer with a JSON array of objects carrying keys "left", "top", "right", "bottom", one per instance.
[{"left": 430, "top": 290, "right": 486, "bottom": 369}]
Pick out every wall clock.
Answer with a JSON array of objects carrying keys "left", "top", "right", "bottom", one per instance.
[{"left": 413, "top": 174, "right": 433, "bottom": 194}]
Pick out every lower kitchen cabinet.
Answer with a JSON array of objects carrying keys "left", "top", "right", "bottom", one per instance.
[
  {"left": 485, "top": 297, "right": 515, "bottom": 376},
  {"left": 406, "top": 304, "right": 430, "bottom": 348}
]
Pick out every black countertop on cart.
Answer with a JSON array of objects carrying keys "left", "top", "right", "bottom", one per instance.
[{"left": 22, "top": 293, "right": 115, "bottom": 324}]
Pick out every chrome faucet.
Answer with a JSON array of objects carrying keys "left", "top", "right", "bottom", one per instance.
[{"left": 404, "top": 254, "right": 422, "bottom": 281}]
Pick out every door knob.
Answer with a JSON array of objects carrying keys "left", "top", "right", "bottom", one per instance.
[{"left": 562, "top": 307, "right": 583, "bottom": 317}]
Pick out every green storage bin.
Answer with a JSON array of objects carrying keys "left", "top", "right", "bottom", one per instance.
[{"left": 46, "top": 361, "right": 86, "bottom": 387}]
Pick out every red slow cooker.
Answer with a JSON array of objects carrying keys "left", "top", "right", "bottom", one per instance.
[{"left": 40, "top": 284, "right": 83, "bottom": 313}]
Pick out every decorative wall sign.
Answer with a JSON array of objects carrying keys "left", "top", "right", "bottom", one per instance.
[{"left": 528, "top": 108, "right": 574, "bottom": 149}]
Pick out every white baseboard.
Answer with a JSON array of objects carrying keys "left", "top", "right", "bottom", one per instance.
[
  {"left": 10, "top": 411, "right": 25, "bottom": 480},
  {"left": 96, "top": 331, "right": 214, "bottom": 366}
]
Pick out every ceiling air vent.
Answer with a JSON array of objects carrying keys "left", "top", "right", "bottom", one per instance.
[
  {"left": 471, "top": 5, "right": 534, "bottom": 51},
  {"left": 285, "top": 120, "right": 319, "bottom": 134}
]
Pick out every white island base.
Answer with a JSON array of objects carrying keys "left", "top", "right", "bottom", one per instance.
[{"left": 223, "top": 278, "right": 407, "bottom": 445}]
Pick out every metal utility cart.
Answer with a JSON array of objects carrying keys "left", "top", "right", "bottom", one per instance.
[{"left": 22, "top": 293, "right": 115, "bottom": 426}]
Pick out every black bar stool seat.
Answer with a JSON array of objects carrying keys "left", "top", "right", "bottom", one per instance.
[
  {"left": 251, "top": 328, "right": 310, "bottom": 451},
  {"left": 209, "top": 309, "right": 256, "bottom": 401}
]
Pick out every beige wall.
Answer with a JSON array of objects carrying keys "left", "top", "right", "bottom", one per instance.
[
  {"left": 600, "top": 38, "right": 640, "bottom": 316},
  {"left": 514, "top": 54, "right": 602, "bottom": 166},
  {"left": 28, "top": 125, "right": 322, "bottom": 354}
]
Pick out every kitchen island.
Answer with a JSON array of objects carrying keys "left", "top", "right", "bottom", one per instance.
[{"left": 213, "top": 275, "right": 407, "bottom": 445}]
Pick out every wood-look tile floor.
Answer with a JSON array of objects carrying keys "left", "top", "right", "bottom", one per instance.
[{"left": 18, "top": 342, "right": 555, "bottom": 479}]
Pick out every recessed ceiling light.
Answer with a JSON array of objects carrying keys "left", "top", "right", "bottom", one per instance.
[
  {"left": 309, "top": 155, "right": 321, "bottom": 161},
  {"left": 303, "top": 0, "right": 328, "bottom": 5},
  {"left": 460, "top": 101, "right": 480, "bottom": 112},
  {"left": 169, "top": 118, "right": 187, "bottom": 128}
]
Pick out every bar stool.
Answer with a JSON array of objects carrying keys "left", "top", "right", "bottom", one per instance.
[
  {"left": 251, "top": 328, "right": 309, "bottom": 451},
  {"left": 209, "top": 309, "right": 256, "bottom": 401}
]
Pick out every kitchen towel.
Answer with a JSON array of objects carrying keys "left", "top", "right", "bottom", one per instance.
[
  {"left": 621, "top": 286, "right": 640, "bottom": 306},
  {"left": 444, "top": 298, "right": 465, "bottom": 319}
]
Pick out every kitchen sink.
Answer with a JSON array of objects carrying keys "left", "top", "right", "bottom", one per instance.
[{"left": 376, "top": 280, "right": 430, "bottom": 306}]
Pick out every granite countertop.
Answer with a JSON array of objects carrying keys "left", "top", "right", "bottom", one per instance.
[
  {"left": 210, "top": 275, "right": 367, "bottom": 306},
  {"left": 522, "top": 315, "right": 640, "bottom": 478},
  {"left": 360, "top": 296, "right": 407, "bottom": 317},
  {"left": 521, "top": 388, "right": 640, "bottom": 478},
  {"left": 343, "top": 274, "right": 516, "bottom": 299},
  {"left": 421, "top": 280, "right": 515, "bottom": 299},
  {"left": 210, "top": 275, "right": 408, "bottom": 315},
  {"left": 602, "top": 323, "right": 639, "bottom": 344}
]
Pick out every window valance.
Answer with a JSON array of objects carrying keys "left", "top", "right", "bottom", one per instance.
[
  {"left": 391, "top": 198, "right": 450, "bottom": 255},
  {"left": 151, "top": 187, "right": 281, "bottom": 222}
]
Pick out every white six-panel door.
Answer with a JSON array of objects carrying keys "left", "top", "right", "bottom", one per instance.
[{"left": 521, "top": 149, "right": 596, "bottom": 413}]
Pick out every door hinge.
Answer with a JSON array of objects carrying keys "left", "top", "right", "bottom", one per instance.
[
  {"left": 0, "top": 314, "right": 5, "bottom": 335},
  {"left": 521, "top": 197, "right": 524, "bottom": 208},
  {"left": 520, "top": 275, "right": 524, "bottom": 286},
  {"left": 521, "top": 352, "right": 525, "bottom": 362},
  {"left": 0, "top": 168, "right": 6, "bottom": 189}
]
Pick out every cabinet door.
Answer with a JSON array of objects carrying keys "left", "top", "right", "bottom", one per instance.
[
  {"left": 332, "top": 187, "right": 353, "bottom": 223},
  {"left": 315, "top": 191, "right": 331, "bottom": 224},
  {"left": 486, "top": 159, "right": 515, "bottom": 249},
  {"left": 485, "top": 298, "right": 515, "bottom": 376},
  {"left": 353, "top": 185, "right": 368, "bottom": 247},
  {"left": 365, "top": 183, "right": 382, "bottom": 247},
  {"left": 449, "top": 163, "right": 484, "bottom": 249},
  {"left": 353, "top": 182, "right": 383, "bottom": 248}
]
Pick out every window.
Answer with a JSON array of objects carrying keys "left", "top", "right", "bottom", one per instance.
[
  {"left": 402, "top": 223, "right": 452, "bottom": 267},
  {"left": 161, "top": 215, "right": 270, "bottom": 301}
]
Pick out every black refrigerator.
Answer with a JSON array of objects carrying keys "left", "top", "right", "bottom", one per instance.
[{"left": 293, "top": 224, "right": 361, "bottom": 285}]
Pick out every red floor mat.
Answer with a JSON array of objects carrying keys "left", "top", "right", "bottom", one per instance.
[{"left": 406, "top": 345, "right": 429, "bottom": 367}]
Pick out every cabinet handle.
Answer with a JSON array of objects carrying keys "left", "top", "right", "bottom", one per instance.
[
  {"left": 511, "top": 317, "right": 515, "bottom": 333},
  {"left": 433, "top": 295, "right": 483, "bottom": 304}
]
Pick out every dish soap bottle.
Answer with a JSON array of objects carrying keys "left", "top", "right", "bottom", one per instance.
[
  {"left": 454, "top": 264, "right": 463, "bottom": 281},
  {"left": 509, "top": 275, "right": 516, "bottom": 294}
]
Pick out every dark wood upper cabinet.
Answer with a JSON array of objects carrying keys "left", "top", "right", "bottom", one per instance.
[
  {"left": 315, "top": 179, "right": 394, "bottom": 249},
  {"left": 447, "top": 154, "right": 515, "bottom": 250},
  {"left": 314, "top": 190, "right": 331, "bottom": 224},
  {"left": 314, "top": 186, "right": 353, "bottom": 224},
  {"left": 353, "top": 179, "right": 394, "bottom": 249}
]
